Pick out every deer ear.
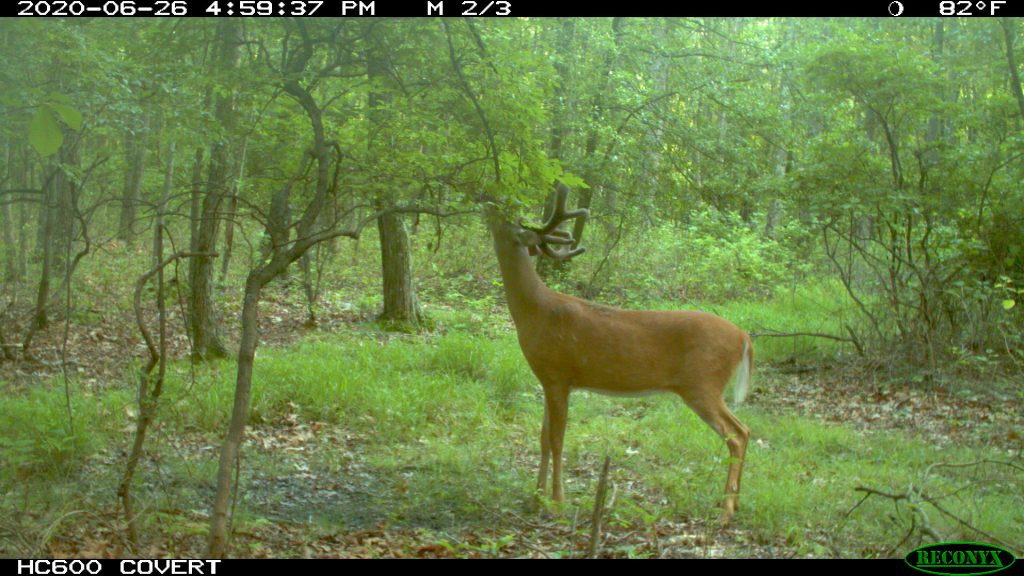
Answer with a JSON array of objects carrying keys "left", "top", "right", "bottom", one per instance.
[{"left": 527, "top": 245, "right": 539, "bottom": 256}]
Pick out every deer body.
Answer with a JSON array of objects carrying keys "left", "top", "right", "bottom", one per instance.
[{"left": 486, "top": 188, "right": 752, "bottom": 521}]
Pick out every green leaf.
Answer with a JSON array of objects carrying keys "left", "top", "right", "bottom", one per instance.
[
  {"left": 47, "top": 91, "right": 72, "bottom": 106},
  {"left": 556, "top": 171, "right": 588, "bottom": 189},
  {"left": 1003, "top": 299, "right": 1016, "bottom": 311},
  {"left": 29, "top": 107, "right": 63, "bottom": 157},
  {"left": 49, "top": 103, "right": 83, "bottom": 131}
]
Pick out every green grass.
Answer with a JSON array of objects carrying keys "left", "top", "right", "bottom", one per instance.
[
  {"left": 0, "top": 380, "right": 130, "bottom": 480},
  {"left": 1, "top": 304, "right": 1020, "bottom": 557},
  {"left": 717, "top": 280, "right": 859, "bottom": 360}
]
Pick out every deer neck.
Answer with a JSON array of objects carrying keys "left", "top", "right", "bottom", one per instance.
[{"left": 489, "top": 228, "right": 555, "bottom": 323}]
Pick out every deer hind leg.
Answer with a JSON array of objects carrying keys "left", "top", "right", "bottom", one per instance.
[
  {"left": 537, "top": 403, "right": 551, "bottom": 495},
  {"left": 544, "top": 387, "right": 570, "bottom": 502},
  {"left": 685, "top": 396, "right": 750, "bottom": 523}
]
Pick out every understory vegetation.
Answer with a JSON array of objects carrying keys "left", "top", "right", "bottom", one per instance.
[{"left": 0, "top": 242, "right": 1020, "bottom": 557}]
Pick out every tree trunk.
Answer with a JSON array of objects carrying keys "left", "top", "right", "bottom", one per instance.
[
  {"left": 219, "top": 132, "right": 247, "bottom": 285},
  {"left": 188, "top": 20, "right": 239, "bottom": 360},
  {"left": 368, "top": 23, "right": 420, "bottom": 326},
  {"left": 572, "top": 18, "right": 625, "bottom": 249},
  {"left": 764, "top": 198, "right": 782, "bottom": 240},
  {"left": 208, "top": 22, "right": 345, "bottom": 555},
  {"left": 1, "top": 197, "right": 13, "bottom": 285},
  {"left": 766, "top": 42, "right": 792, "bottom": 240},
  {"left": 2, "top": 139, "right": 17, "bottom": 284},
  {"left": 0, "top": 34, "right": 13, "bottom": 283},
  {"left": 121, "top": 211, "right": 180, "bottom": 550},
  {"left": 190, "top": 146, "right": 205, "bottom": 252},
  {"left": 207, "top": 273, "right": 263, "bottom": 557},
  {"left": 18, "top": 155, "right": 30, "bottom": 280},
  {"left": 219, "top": 195, "right": 237, "bottom": 285},
  {"left": 299, "top": 250, "right": 316, "bottom": 324},
  {"left": 118, "top": 114, "right": 148, "bottom": 243},
  {"left": 33, "top": 166, "right": 59, "bottom": 328},
  {"left": 188, "top": 190, "right": 228, "bottom": 359},
  {"left": 1000, "top": 18, "right": 1024, "bottom": 125},
  {"left": 190, "top": 89, "right": 212, "bottom": 253},
  {"left": 52, "top": 144, "right": 74, "bottom": 271},
  {"left": 153, "top": 141, "right": 175, "bottom": 267},
  {"left": 924, "top": 20, "right": 946, "bottom": 171},
  {"left": 377, "top": 212, "right": 419, "bottom": 323},
  {"left": 548, "top": 18, "right": 575, "bottom": 159},
  {"left": 25, "top": 110, "right": 81, "bottom": 353}
]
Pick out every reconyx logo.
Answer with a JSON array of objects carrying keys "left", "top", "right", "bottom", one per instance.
[{"left": 905, "top": 542, "right": 1016, "bottom": 576}]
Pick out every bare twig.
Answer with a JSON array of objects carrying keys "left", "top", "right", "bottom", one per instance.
[
  {"left": 121, "top": 250, "right": 216, "bottom": 547},
  {"left": 134, "top": 252, "right": 218, "bottom": 372},
  {"left": 749, "top": 329, "right": 857, "bottom": 344},
  {"left": 924, "top": 459, "right": 1024, "bottom": 477},
  {"left": 587, "top": 456, "right": 612, "bottom": 559},
  {"left": 850, "top": 480, "right": 1021, "bottom": 556},
  {"left": 917, "top": 490, "right": 1016, "bottom": 553}
]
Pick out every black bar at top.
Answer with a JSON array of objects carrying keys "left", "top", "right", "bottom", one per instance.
[{"left": 5, "top": 0, "right": 1023, "bottom": 19}]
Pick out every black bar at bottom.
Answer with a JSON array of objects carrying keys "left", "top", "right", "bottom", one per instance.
[{"left": 4, "top": 558, "right": 911, "bottom": 570}]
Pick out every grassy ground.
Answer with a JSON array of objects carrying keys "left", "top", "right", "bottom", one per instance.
[
  {"left": 1, "top": 298, "right": 1020, "bottom": 558},
  {"left": 0, "top": 228, "right": 1019, "bottom": 557}
]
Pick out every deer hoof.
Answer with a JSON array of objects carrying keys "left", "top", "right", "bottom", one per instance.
[
  {"left": 720, "top": 507, "right": 736, "bottom": 525},
  {"left": 720, "top": 498, "right": 737, "bottom": 525}
]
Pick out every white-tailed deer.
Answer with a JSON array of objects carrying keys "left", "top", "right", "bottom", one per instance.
[{"left": 485, "top": 184, "right": 753, "bottom": 522}]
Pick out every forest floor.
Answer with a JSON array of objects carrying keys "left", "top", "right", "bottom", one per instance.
[
  {"left": 1, "top": 283, "right": 1021, "bottom": 559},
  {"left": 5, "top": 284, "right": 1020, "bottom": 450}
]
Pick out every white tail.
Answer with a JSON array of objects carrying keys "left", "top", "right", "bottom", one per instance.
[{"left": 733, "top": 338, "right": 753, "bottom": 405}]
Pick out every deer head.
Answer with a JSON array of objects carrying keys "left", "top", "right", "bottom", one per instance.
[
  {"left": 516, "top": 183, "right": 589, "bottom": 261},
  {"left": 486, "top": 183, "right": 589, "bottom": 262}
]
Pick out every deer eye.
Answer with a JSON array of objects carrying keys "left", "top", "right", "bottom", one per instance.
[{"left": 515, "top": 228, "right": 538, "bottom": 246}]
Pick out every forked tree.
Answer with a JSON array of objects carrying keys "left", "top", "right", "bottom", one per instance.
[{"left": 485, "top": 185, "right": 754, "bottom": 522}]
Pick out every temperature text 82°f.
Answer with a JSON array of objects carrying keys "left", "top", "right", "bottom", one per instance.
[
  {"left": 424, "top": 0, "right": 510, "bottom": 15},
  {"left": 938, "top": 0, "right": 1006, "bottom": 14}
]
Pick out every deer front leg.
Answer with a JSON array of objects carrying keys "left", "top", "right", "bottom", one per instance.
[
  {"left": 537, "top": 403, "right": 550, "bottom": 495},
  {"left": 544, "top": 387, "right": 570, "bottom": 502}
]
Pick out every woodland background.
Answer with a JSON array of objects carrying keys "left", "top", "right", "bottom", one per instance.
[{"left": 0, "top": 17, "right": 1021, "bottom": 558}]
